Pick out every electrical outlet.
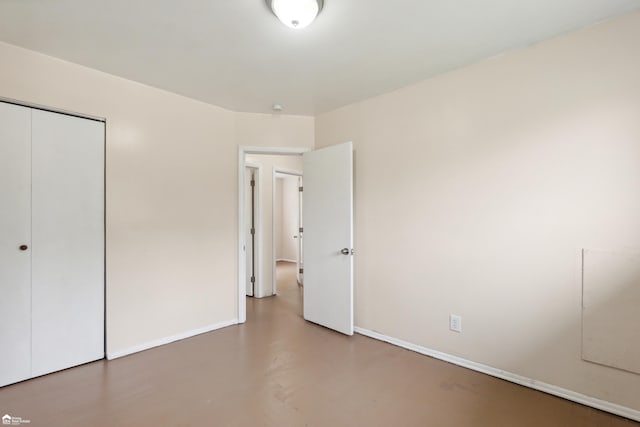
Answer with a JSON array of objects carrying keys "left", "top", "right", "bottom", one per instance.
[{"left": 449, "top": 314, "right": 462, "bottom": 333}]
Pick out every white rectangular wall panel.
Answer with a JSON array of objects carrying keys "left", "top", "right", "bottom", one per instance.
[
  {"left": 0, "top": 103, "right": 32, "bottom": 387},
  {"left": 30, "top": 110, "right": 105, "bottom": 377},
  {"left": 583, "top": 249, "right": 640, "bottom": 374}
]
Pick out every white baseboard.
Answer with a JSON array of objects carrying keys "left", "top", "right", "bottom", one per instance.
[
  {"left": 107, "top": 319, "right": 238, "bottom": 360},
  {"left": 354, "top": 327, "right": 639, "bottom": 422}
]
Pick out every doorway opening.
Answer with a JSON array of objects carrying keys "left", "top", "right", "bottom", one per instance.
[
  {"left": 237, "top": 147, "right": 308, "bottom": 324},
  {"left": 237, "top": 142, "right": 354, "bottom": 335},
  {"left": 273, "top": 168, "right": 304, "bottom": 294}
]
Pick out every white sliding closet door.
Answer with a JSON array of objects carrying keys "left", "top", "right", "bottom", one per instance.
[
  {"left": 31, "top": 110, "right": 105, "bottom": 377},
  {"left": 0, "top": 103, "right": 32, "bottom": 386},
  {"left": 0, "top": 102, "right": 104, "bottom": 387}
]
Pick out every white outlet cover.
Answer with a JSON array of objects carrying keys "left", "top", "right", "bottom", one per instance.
[{"left": 450, "top": 314, "right": 462, "bottom": 332}]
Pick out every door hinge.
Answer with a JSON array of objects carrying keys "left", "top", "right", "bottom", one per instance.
[
  {"left": 299, "top": 268, "right": 304, "bottom": 274},
  {"left": 298, "top": 186, "right": 303, "bottom": 192},
  {"left": 251, "top": 227, "right": 255, "bottom": 235},
  {"left": 250, "top": 179, "right": 255, "bottom": 187},
  {"left": 299, "top": 227, "right": 303, "bottom": 233},
  {"left": 251, "top": 276, "right": 256, "bottom": 284}
]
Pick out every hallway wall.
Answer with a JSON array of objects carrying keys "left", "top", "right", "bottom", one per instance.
[
  {"left": 245, "top": 154, "right": 303, "bottom": 297},
  {"left": 275, "top": 174, "right": 300, "bottom": 262}
]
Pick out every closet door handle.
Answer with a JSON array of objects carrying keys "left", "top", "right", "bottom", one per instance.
[{"left": 19, "top": 245, "right": 28, "bottom": 251}]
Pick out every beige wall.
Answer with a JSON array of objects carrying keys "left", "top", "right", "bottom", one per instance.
[
  {"left": 245, "top": 155, "right": 303, "bottom": 297},
  {"left": 276, "top": 174, "right": 301, "bottom": 262},
  {"left": 235, "top": 113, "right": 314, "bottom": 149},
  {"left": 0, "top": 41, "right": 313, "bottom": 356},
  {"left": 315, "top": 11, "right": 640, "bottom": 411}
]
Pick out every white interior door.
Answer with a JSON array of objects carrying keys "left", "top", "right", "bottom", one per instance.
[
  {"left": 303, "top": 142, "right": 353, "bottom": 335},
  {"left": 0, "top": 103, "right": 32, "bottom": 386},
  {"left": 31, "top": 110, "right": 105, "bottom": 376}
]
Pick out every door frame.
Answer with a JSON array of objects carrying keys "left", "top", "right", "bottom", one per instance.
[
  {"left": 237, "top": 146, "right": 309, "bottom": 324},
  {"left": 244, "top": 162, "right": 261, "bottom": 297},
  {"left": 272, "top": 167, "right": 303, "bottom": 295}
]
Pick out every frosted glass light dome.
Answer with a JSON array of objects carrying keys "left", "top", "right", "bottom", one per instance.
[{"left": 269, "top": 0, "right": 323, "bottom": 29}]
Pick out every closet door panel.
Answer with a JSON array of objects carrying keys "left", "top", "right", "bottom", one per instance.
[
  {"left": 0, "top": 103, "right": 32, "bottom": 386},
  {"left": 31, "top": 110, "right": 104, "bottom": 377}
]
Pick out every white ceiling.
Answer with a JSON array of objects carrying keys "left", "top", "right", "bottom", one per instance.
[{"left": 0, "top": 1, "right": 638, "bottom": 115}]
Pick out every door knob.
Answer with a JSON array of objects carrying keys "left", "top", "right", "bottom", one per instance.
[
  {"left": 341, "top": 248, "right": 353, "bottom": 255},
  {"left": 19, "top": 245, "right": 28, "bottom": 251}
]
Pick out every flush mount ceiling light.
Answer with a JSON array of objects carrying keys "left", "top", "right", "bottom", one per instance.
[{"left": 266, "top": 0, "right": 324, "bottom": 30}]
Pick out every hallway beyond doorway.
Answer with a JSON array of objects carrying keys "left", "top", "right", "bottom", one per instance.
[{"left": 247, "top": 261, "right": 302, "bottom": 322}]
